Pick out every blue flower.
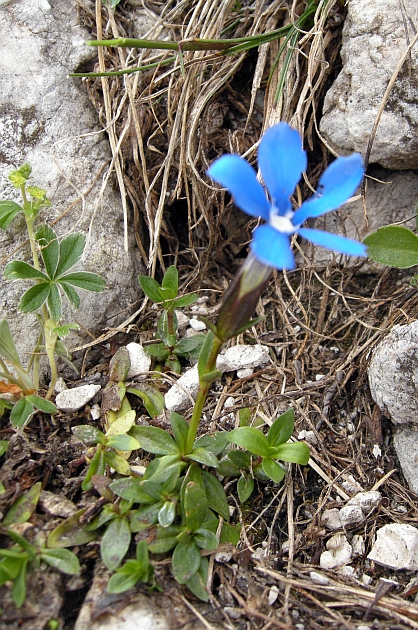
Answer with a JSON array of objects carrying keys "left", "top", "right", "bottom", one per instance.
[{"left": 207, "top": 122, "right": 367, "bottom": 270}]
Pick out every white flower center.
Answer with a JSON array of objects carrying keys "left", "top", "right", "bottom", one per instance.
[{"left": 269, "top": 209, "right": 297, "bottom": 235}]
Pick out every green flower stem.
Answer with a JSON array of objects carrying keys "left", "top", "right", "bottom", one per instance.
[
  {"left": 184, "top": 333, "right": 224, "bottom": 455},
  {"left": 44, "top": 320, "right": 59, "bottom": 400}
]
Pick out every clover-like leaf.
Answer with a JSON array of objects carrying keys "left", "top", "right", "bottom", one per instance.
[
  {"left": 0, "top": 200, "right": 22, "bottom": 229},
  {"left": 18, "top": 282, "right": 51, "bottom": 314},
  {"left": 59, "top": 272, "right": 106, "bottom": 292},
  {"left": 54, "top": 233, "right": 86, "bottom": 276},
  {"left": 35, "top": 224, "right": 59, "bottom": 278},
  {"left": 4, "top": 261, "right": 48, "bottom": 282}
]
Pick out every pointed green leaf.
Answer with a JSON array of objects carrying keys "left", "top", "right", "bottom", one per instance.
[
  {"left": 161, "top": 265, "right": 178, "bottom": 295},
  {"left": 4, "top": 261, "right": 48, "bottom": 282},
  {"left": 3, "top": 482, "right": 41, "bottom": 525},
  {"left": 172, "top": 541, "right": 201, "bottom": 584},
  {"left": 72, "top": 424, "right": 105, "bottom": 445},
  {"left": 101, "top": 517, "right": 131, "bottom": 570},
  {"left": 126, "top": 385, "right": 165, "bottom": 418},
  {"left": 110, "top": 477, "right": 151, "bottom": 503},
  {"left": 170, "top": 411, "right": 189, "bottom": 453},
  {"left": 138, "top": 275, "right": 163, "bottom": 303},
  {"left": 148, "top": 525, "right": 183, "bottom": 553},
  {"left": 227, "top": 427, "right": 270, "bottom": 457},
  {"left": 59, "top": 282, "right": 80, "bottom": 309},
  {"left": 261, "top": 458, "right": 286, "bottom": 483},
  {"left": 143, "top": 342, "right": 170, "bottom": 359},
  {"left": 364, "top": 225, "right": 418, "bottom": 268},
  {"left": 106, "top": 434, "right": 140, "bottom": 451},
  {"left": 41, "top": 548, "right": 80, "bottom": 575},
  {"left": 172, "top": 293, "right": 198, "bottom": 309},
  {"left": 184, "top": 481, "right": 208, "bottom": 531},
  {"left": 202, "top": 470, "right": 230, "bottom": 521},
  {"left": 104, "top": 451, "right": 131, "bottom": 475},
  {"left": 55, "top": 233, "right": 86, "bottom": 276},
  {"left": 35, "top": 224, "right": 59, "bottom": 278},
  {"left": 47, "top": 508, "right": 99, "bottom": 548},
  {"left": 18, "top": 282, "right": 51, "bottom": 313},
  {"left": 130, "top": 425, "right": 179, "bottom": 455},
  {"left": 271, "top": 442, "right": 310, "bottom": 465},
  {"left": 12, "top": 560, "right": 27, "bottom": 608},
  {"left": 237, "top": 475, "right": 254, "bottom": 503},
  {"left": 220, "top": 523, "right": 241, "bottom": 546},
  {"left": 174, "top": 336, "right": 203, "bottom": 354},
  {"left": 194, "top": 431, "right": 229, "bottom": 455},
  {"left": 0, "top": 200, "right": 22, "bottom": 228},
  {"left": 228, "top": 450, "right": 251, "bottom": 469},
  {"left": 58, "top": 272, "right": 106, "bottom": 292},
  {"left": 194, "top": 528, "right": 218, "bottom": 550},
  {"left": 267, "top": 408, "right": 295, "bottom": 446},
  {"left": 107, "top": 569, "right": 141, "bottom": 594},
  {"left": 10, "top": 397, "right": 34, "bottom": 428},
  {"left": 188, "top": 447, "right": 219, "bottom": 468},
  {"left": 0, "top": 320, "right": 22, "bottom": 365},
  {"left": 25, "top": 395, "right": 57, "bottom": 414},
  {"left": 129, "top": 503, "right": 160, "bottom": 531},
  {"left": 106, "top": 410, "right": 136, "bottom": 436},
  {"left": 46, "top": 282, "right": 62, "bottom": 320}
]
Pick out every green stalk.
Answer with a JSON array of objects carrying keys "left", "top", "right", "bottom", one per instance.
[
  {"left": 184, "top": 333, "right": 224, "bottom": 455},
  {"left": 44, "top": 320, "right": 59, "bottom": 400}
]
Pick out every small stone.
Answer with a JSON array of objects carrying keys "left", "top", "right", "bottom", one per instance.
[
  {"left": 189, "top": 317, "right": 206, "bottom": 332},
  {"left": 54, "top": 377, "right": 67, "bottom": 393},
  {"left": 309, "top": 571, "right": 330, "bottom": 585},
  {"left": 223, "top": 397, "right": 235, "bottom": 409},
  {"left": 341, "top": 475, "right": 363, "bottom": 496},
  {"left": 322, "top": 508, "right": 342, "bottom": 531},
  {"left": 126, "top": 343, "right": 151, "bottom": 379},
  {"left": 174, "top": 310, "right": 189, "bottom": 328},
  {"left": 217, "top": 344, "right": 269, "bottom": 372},
  {"left": 39, "top": 490, "right": 77, "bottom": 518},
  {"left": 347, "top": 491, "right": 381, "bottom": 515},
  {"left": 352, "top": 534, "right": 365, "bottom": 557},
  {"left": 214, "top": 551, "right": 232, "bottom": 563},
  {"left": 236, "top": 368, "right": 254, "bottom": 378},
  {"left": 367, "top": 524, "right": 418, "bottom": 570},
  {"left": 165, "top": 366, "right": 200, "bottom": 411},
  {"left": 90, "top": 404, "right": 101, "bottom": 421},
  {"left": 55, "top": 384, "right": 101, "bottom": 412},
  {"left": 339, "top": 504, "right": 364, "bottom": 527},
  {"left": 297, "top": 430, "right": 317, "bottom": 445},
  {"left": 320, "top": 534, "right": 352, "bottom": 569},
  {"left": 268, "top": 585, "right": 279, "bottom": 605}
]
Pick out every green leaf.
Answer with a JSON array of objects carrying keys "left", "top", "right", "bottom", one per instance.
[
  {"left": 143, "top": 456, "right": 186, "bottom": 485},
  {"left": 10, "top": 397, "right": 34, "bottom": 428},
  {"left": 82, "top": 448, "right": 105, "bottom": 490},
  {"left": 3, "top": 482, "right": 41, "bottom": 525},
  {"left": 41, "top": 548, "right": 80, "bottom": 574},
  {"left": 143, "top": 342, "right": 170, "bottom": 359},
  {"left": 106, "top": 434, "right": 140, "bottom": 451},
  {"left": 104, "top": 451, "right": 131, "bottom": 475},
  {"left": 148, "top": 525, "right": 183, "bottom": 553},
  {"left": 185, "top": 556, "right": 209, "bottom": 602},
  {"left": 159, "top": 286, "right": 176, "bottom": 300},
  {"left": 46, "top": 282, "right": 62, "bottom": 320},
  {"left": 172, "top": 541, "right": 201, "bottom": 584},
  {"left": 25, "top": 395, "right": 57, "bottom": 414},
  {"left": 107, "top": 567, "right": 142, "bottom": 594},
  {"left": 271, "top": 442, "right": 310, "bottom": 465},
  {"left": 18, "top": 282, "right": 51, "bottom": 313},
  {"left": 35, "top": 224, "right": 59, "bottom": 278},
  {"left": 161, "top": 265, "right": 178, "bottom": 295},
  {"left": 239, "top": 407, "right": 251, "bottom": 426},
  {"left": 158, "top": 501, "right": 176, "bottom": 527},
  {"left": 267, "top": 408, "right": 294, "bottom": 446},
  {"left": 130, "top": 425, "right": 179, "bottom": 455},
  {"left": 227, "top": 427, "right": 270, "bottom": 457},
  {"left": 194, "top": 432, "right": 229, "bottom": 455},
  {"left": 217, "top": 459, "right": 240, "bottom": 477},
  {"left": 202, "top": 470, "right": 230, "bottom": 521},
  {"left": 220, "top": 523, "right": 241, "bottom": 546},
  {"left": 261, "top": 458, "right": 286, "bottom": 484},
  {"left": 172, "top": 293, "right": 198, "bottom": 309},
  {"left": 0, "top": 440, "right": 9, "bottom": 457},
  {"left": 188, "top": 447, "right": 219, "bottom": 468},
  {"left": 138, "top": 275, "right": 163, "bottom": 303},
  {"left": 110, "top": 477, "right": 151, "bottom": 503},
  {"left": 183, "top": 481, "right": 208, "bottom": 531},
  {"left": 0, "top": 320, "right": 23, "bottom": 365},
  {"left": 194, "top": 528, "right": 218, "bottom": 550},
  {"left": 197, "top": 330, "right": 215, "bottom": 378},
  {"left": 101, "top": 517, "right": 131, "bottom": 570},
  {"left": 47, "top": 508, "right": 99, "bottom": 548},
  {"left": 130, "top": 503, "right": 161, "bottom": 532},
  {"left": 72, "top": 425, "right": 105, "bottom": 445},
  {"left": 228, "top": 450, "right": 251, "bottom": 469},
  {"left": 55, "top": 233, "right": 86, "bottom": 276},
  {"left": 170, "top": 412, "right": 189, "bottom": 453},
  {"left": 59, "top": 281, "right": 80, "bottom": 309},
  {"left": 0, "top": 200, "right": 22, "bottom": 228},
  {"left": 126, "top": 385, "right": 165, "bottom": 418},
  {"left": 237, "top": 475, "right": 254, "bottom": 503},
  {"left": 58, "top": 272, "right": 106, "bottom": 292},
  {"left": 106, "top": 410, "right": 136, "bottom": 436},
  {"left": 364, "top": 225, "right": 418, "bottom": 268},
  {"left": 12, "top": 559, "right": 27, "bottom": 608},
  {"left": 4, "top": 261, "right": 48, "bottom": 281},
  {"left": 174, "top": 336, "right": 203, "bottom": 354}
]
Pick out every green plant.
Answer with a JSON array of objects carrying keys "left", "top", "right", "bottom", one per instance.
[
  {"left": 0, "top": 164, "right": 106, "bottom": 419},
  {"left": 139, "top": 266, "right": 204, "bottom": 373}
]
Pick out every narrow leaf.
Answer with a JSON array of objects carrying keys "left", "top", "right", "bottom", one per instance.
[
  {"left": 59, "top": 281, "right": 80, "bottom": 309},
  {"left": 35, "top": 224, "right": 59, "bottom": 278},
  {"left": 101, "top": 517, "right": 131, "bottom": 570},
  {"left": 202, "top": 470, "right": 230, "bottom": 521},
  {"left": 126, "top": 385, "right": 165, "bottom": 418},
  {"left": 41, "top": 548, "right": 80, "bottom": 574},
  {"left": 46, "top": 282, "right": 62, "bottom": 320},
  {"left": 170, "top": 411, "right": 189, "bottom": 453},
  {"left": 18, "top": 282, "right": 51, "bottom": 313},
  {"left": 267, "top": 408, "right": 295, "bottom": 446},
  {"left": 172, "top": 293, "right": 198, "bottom": 309},
  {"left": 185, "top": 556, "right": 209, "bottom": 602},
  {"left": 272, "top": 442, "right": 310, "bottom": 465},
  {"left": 48, "top": 509, "right": 100, "bottom": 548},
  {"left": 55, "top": 233, "right": 86, "bottom": 276},
  {"left": 25, "top": 395, "right": 57, "bottom": 414},
  {"left": 3, "top": 482, "right": 41, "bottom": 525},
  {"left": 58, "top": 272, "right": 106, "bottom": 292},
  {"left": 184, "top": 481, "right": 208, "bottom": 531},
  {"left": 227, "top": 427, "right": 270, "bottom": 457},
  {"left": 130, "top": 425, "right": 179, "bottom": 455},
  {"left": 138, "top": 275, "right": 163, "bottom": 302},
  {"left": 4, "top": 261, "right": 48, "bottom": 282},
  {"left": 161, "top": 265, "right": 178, "bottom": 295}
]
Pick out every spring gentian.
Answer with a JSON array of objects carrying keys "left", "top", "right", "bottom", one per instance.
[{"left": 207, "top": 122, "right": 367, "bottom": 270}]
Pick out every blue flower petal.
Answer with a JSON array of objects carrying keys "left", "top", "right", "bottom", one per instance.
[
  {"left": 251, "top": 224, "right": 295, "bottom": 270},
  {"left": 207, "top": 155, "right": 270, "bottom": 220},
  {"left": 258, "top": 123, "right": 307, "bottom": 215},
  {"left": 298, "top": 227, "right": 367, "bottom": 257},
  {"left": 292, "top": 154, "right": 364, "bottom": 225}
]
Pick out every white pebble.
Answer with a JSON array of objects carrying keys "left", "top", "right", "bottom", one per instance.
[
  {"left": 320, "top": 534, "right": 352, "bottom": 569},
  {"left": 126, "top": 343, "right": 151, "bottom": 379},
  {"left": 367, "top": 524, "right": 418, "bottom": 570},
  {"left": 321, "top": 508, "right": 342, "bottom": 531},
  {"left": 55, "top": 384, "right": 101, "bottom": 412},
  {"left": 237, "top": 368, "right": 254, "bottom": 378},
  {"left": 268, "top": 585, "right": 279, "bottom": 605},
  {"left": 309, "top": 571, "right": 330, "bottom": 585},
  {"left": 189, "top": 318, "right": 206, "bottom": 332}
]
